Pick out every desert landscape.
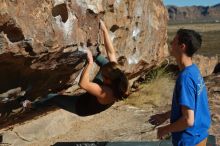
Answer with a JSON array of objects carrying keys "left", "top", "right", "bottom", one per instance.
[{"left": 0, "top": 0, "right": 219, "bottom": 146}]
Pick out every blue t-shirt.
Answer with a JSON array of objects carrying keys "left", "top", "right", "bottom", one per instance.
[{"left": 171, "top": 64, "right": 211, "bottom": 146}]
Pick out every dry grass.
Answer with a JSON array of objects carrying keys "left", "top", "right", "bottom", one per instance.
[{"left": 125, "top": 75, "right": 175, "bottom": 110}]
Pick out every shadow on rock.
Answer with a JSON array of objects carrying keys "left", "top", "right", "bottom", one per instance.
[{"left": 213, "top": 63, "right": 220, "bottom": 74}]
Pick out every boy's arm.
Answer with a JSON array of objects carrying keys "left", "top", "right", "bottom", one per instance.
[
  {"left": 157, "top": 106, "right": 194, "bottom": 139},
  {"left": 100, "top": 20, "right": 117, "bottom": 63}
]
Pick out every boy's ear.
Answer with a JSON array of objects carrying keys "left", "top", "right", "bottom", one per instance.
[{"left": 180, "top": 43, "right": 187, "bottom": 53}]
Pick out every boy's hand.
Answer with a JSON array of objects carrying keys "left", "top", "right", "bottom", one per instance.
[
  {"left": 149, "top": 112, "right": 169, "bottom": 126},
  {"left": 86, "top": 50, "right": 94, "bottom": 64},
  {"left": 157, "top": 126, "right": 169, "bottom": 139}
]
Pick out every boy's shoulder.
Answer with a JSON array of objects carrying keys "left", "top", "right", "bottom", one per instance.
[
  {"left": 178, "top": 69, "right": 193, "bottom": 82},
  {"left": 178, "top": 65, "right": 201, "bottom": 85},
  {"left": 179, "top": 64, "right": 200, "bottom": 78}
]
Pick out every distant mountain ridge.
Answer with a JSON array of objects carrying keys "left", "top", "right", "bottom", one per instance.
[{"left": 167, "top": 3, "right": 220, "bottom": 23}]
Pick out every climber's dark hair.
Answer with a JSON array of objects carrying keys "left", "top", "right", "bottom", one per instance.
[
  {"left": 177, "top": 29, "right": 202, "bottom": 57},
  {"left": 101, "top": 62, "right": 129, "bottom": 100}
]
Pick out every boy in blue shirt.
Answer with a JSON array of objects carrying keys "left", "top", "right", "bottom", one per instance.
[{"left": 149, "top": 29, "right": 211, "bottom": 146}]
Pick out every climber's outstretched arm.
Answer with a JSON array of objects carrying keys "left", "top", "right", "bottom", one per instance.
[
  {"left": 100, "top": 20, "right": 117, "bottom": 63},
  {"left": 79, "top": 50, "right": 115, "bottom": 104}
]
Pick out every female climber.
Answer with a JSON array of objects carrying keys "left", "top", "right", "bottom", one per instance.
[
  {"left": 78, "top": 20, "right": 129, "bottom": 104},
  {"left": 22, "top": 20, "right": 129, "bottom": 112}
]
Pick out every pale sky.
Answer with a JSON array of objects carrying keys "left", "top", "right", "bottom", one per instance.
[{"left": 163, "top": 0, "right": 220, "bottom": 6}]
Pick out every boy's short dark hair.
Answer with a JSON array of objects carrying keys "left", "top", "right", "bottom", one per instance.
[{"left": 177, "top": 29, "right": 202, "bottom": 57}]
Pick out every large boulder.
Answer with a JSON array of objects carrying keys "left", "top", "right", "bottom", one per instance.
[
  {"left": 0, "top": 0, "right": 168, "bottom": 98},
  {"left": 193, "top": 54, "right": 218, "bottom": 77},
  {"left": 167, "top": 55, "right": 219, "bottom": 77}
]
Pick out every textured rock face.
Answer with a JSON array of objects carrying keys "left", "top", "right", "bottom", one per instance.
[
  {"left": 205, "top": 73, "right": 220, "bottom": 144},
  {"left": 0, "top": 0, "right": 168, "bottom": 98},
  {"left": 168, "top": 55, "right": 219, "bottom": 77},
  {"left": 193, "top": 55, "right": 218, "bottom": 77}
]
